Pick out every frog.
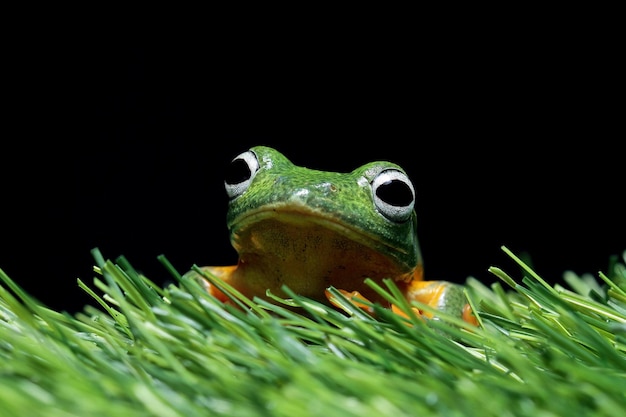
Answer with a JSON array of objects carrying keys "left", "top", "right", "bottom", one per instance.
[{"left": 191, "top": 146, "right": 476, "bottom": 324}]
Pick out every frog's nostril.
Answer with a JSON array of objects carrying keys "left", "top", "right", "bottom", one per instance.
[{"left": 313, "top": 181, "right": 338, "bottom": 196}]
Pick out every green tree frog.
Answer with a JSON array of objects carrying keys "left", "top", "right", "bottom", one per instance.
[{"left": 194, "top": 146, "right": 476, "bottom": 324}]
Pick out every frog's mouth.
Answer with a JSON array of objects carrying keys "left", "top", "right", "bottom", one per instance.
[
  {"left": 230, "top": 203, "right": 411, "bottom": 262},
  {"left": 228, "top": 203, "right": 420, "bottom": 302}
]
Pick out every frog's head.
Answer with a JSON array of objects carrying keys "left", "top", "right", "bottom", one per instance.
[{"left": 221, "top": 146, "right": 422, "bottom": 296}]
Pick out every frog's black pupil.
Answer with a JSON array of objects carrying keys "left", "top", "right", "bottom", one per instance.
[
  {"left": 376, "top": 180, "right": 413, "bottom": 207},
  {"left": 225, "top": 158, "right": 251, "bottom": 185}
]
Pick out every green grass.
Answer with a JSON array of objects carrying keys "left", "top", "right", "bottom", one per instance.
[{"left": 1, "top": 246, "right": 625, "bottom": 417}]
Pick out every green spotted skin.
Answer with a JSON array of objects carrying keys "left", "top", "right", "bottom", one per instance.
[{"left": 226, "top": 146, "right": 422, "bottom": 272}]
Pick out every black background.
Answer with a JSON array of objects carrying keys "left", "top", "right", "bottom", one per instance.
[{"left": 2, "top": 22, "right": 623, "bottom": 314}]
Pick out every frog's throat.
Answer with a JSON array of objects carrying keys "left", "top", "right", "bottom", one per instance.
[{"left": 228, "top": 203, "right": 417, "bottom": 274}]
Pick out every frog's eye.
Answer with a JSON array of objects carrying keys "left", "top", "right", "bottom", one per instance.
[
  {"left": 224, "top": 150, "right": 260, "bottom": 199},
  {"left": 371, "top": 169, "right": 415, "bottom": 222}
]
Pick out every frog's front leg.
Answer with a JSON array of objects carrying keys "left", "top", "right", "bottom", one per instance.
[
  {"left": 185, "top": 266, "right": 238, "bottom": 304},
  {"left": 403, "top": 280, "right": 477, "bottom": 325},
  {"left": 328, "top": 281, "right": 477, "bottom": 325}
]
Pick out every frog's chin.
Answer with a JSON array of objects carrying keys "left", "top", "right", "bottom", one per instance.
[
  {"left": 224, "top": 206, "right": 421, "bottom": 303},
  {"left": 228, "top": 204, "right": 418, "bottom": 300}
]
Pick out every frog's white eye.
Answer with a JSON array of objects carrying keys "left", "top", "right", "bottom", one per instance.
[
  {"left": 371, "top": 169, "right": 415, "bottom": 222},
  {"left": 224, "top": 150, "right": 260, "bottom": 199}
]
